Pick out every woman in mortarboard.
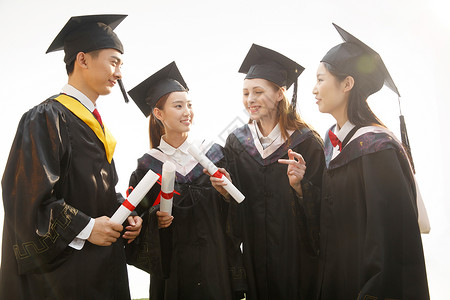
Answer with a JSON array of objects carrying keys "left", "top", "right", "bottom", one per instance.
[
  {"left": 313, "top": 23, "right": 430, "bottom": 300},
  {"left": 124, "top": 62, "right": 246, "bottom": 300},
  {"left": 210, "top": 44, "right": 325, "bottom": 300}
]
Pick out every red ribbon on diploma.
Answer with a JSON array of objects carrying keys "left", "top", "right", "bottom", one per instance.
[
  {"left": 161, "top": 191, "right": 174, "bottom": 200},
  {"left": 126, "top": 174, "right": 180, "bottom": 207},
  {"left": 122, "top": 199, "right": 136, "bottom": 211},
  {"left": 212, "top": 170, "right": 223, "bottom": 179}
]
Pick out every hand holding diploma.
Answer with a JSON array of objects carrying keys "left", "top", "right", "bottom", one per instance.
[
  {"left": 188, "top": 144, "right": 245, "bottom": 203},
  {"left": 278, "top": 149, "right": 306, "bottom": 196},
  {"left": 206, "top": 167, "right": 232, "bottom": 202},
  {"left": 160, "top": 161, "right": 176, "bottom": 215},
  {"left": 88, "top": 216, "right": 123, "bottom": 246},
  {"left": 110, "top": 169, "right": 160, "bottom": 224}
]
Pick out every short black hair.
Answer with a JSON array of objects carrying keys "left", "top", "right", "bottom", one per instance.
[{"left": 65, "top": 50, "right": 101, "bottom": 76}]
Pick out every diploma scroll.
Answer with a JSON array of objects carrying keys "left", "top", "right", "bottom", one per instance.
[
  {"left": 160, "top": 161, "right": 176, "bottom": 215},
  {"left": 110, "top": 169, "right": 159, "bottom": 224},
  {"left": 187, "top": 144, "right": 245, "bottom": 203}
]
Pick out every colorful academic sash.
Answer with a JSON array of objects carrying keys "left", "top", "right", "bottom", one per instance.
[{"left": 54, "top": 94, "right": 116, "bottom": 163}]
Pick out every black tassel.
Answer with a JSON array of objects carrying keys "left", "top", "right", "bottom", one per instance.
[
  {"left": 118, "top": 79, "right": 130, "bottom": 103},
  {"left": 291, "top": 77, "right": 298, "bottom": 111},
  {"left": 399, "top": 114, "right": 415, "bottom": 173}
]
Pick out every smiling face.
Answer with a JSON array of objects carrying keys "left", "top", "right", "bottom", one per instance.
[
  {"left": 83, "top": 48, "right": 123, "bottom": 98},
  {"left": 242, "top": 78, "right": 283, "bottom": 124},
  {"left": 153, "top": 91, "right": 193, "bottom": 135},
  {"left": 312, "top": 62, "right": 351, "bottom": 123}
]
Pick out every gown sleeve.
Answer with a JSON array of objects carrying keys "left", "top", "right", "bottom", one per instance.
[
  {"left": 358, "top": 149, "right": 429, "bottom": 299},
  {"left": 1, "top": 104, "right": 91, "bottom": 274},
  {"left": 294, "top": 133, "right": 324, "bottom": 256}
]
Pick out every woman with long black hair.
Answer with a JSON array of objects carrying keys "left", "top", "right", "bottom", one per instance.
[{"left": 313, "top": 23, "right": 430, "bottom": 300}]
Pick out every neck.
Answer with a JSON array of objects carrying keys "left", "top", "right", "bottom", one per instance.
[
  {"left": 256, "top": 114, "right": 278, "bottom": 137},
  {"left": 68, "top": 76, "right": 98, "bottom": 105},
  {"left": 331, "top": 106, "right": 348, "bottom": 130},
  {"left": 163, "top": 131, "right": 189, "bottom": 149}
]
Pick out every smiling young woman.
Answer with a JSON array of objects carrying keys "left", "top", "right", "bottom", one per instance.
[
  {"left": 210, "top": 44, "right": 325, "bottom": 300},
  {"left": 125, "top": 62, "right": 245, "bottom": 300}
]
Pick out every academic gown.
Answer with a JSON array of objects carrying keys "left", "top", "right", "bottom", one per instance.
[
  {"left": 0, "top": 94, "right": 130, "bottom": 300},
  {"left": 224, "top": 124, "right": 325, "bottom": 300},
  {"left": 319, "top": 125, "right": 429, "bottom": 300},
  {"left": 125, "top": 142, "right": 245, "bottom": 300}
]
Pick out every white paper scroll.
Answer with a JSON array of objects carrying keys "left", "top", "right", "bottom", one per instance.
[
  {"left": 160, "top": 161, "right": 176, "bottom": 215},
  {"left": 187, "top": 144, "right": 245, "bottom": 203},
  {"left": 110, "top": 169, "right": 159, "bottom": 224}
]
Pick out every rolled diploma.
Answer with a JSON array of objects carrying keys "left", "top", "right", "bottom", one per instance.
[
  {"left": 187, "top": 144, "right": 245, "bottom": 203},
  {"left": 160, "top": 161, "right": 176, "bottom": 215},
  {"left": 110, "top": 169, "right": 159, "bottom": 224}
]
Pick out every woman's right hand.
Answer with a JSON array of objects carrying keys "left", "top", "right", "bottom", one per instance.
[
  {"left": 204, "top": 167, "right": 231, "bottom": 201},
  {"left": 157, "top": 211, "right": 174, "bottom": 229}
]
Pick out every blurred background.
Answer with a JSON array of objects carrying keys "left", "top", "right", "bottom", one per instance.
[{"left": 1, "top": 0, "right": 449, "bottom": 298}]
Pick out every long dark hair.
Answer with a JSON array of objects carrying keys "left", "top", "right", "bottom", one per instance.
[
  {"left": 323, "top": 62, "right": 385, "bottom": 128},
  {"left": 149, "top": 93, "right": 170, "bottom": 148}
]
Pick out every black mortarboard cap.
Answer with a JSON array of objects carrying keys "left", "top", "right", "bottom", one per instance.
[
  {"left": 46, "top": 14, "right": 126, "bottom": 65},
  {"left": 128, "top": 62, "right": 188, "bottom": 117},
  {"left": 322, "top": 24, "right": 415, "bottom": 171},
  {"left": 321, "top": 23, "right": 399, "bottom": 98},
  {"left": 239, "top": 44, "right": 304, "bottom": 109}
]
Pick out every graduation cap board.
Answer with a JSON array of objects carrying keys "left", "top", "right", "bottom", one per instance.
[
  {"left": 46, "top": 14, "right": 129, "bottom": 102},
  {"left": 322, "top": 23, "right": 414, "bottom": 171},
  {"left": 239, "top": 43, "right": 304, "bottom": 109},
  {"left": 128, "top": 61, "right": 188, "bottom": 117}
]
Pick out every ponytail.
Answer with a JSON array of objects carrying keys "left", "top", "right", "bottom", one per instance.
[{"left": 149, "top": 94, "right": 169, "bottom": 148}]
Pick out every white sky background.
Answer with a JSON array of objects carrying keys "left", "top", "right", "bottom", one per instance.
[{"left": 0, "top": 0, "right": 449, "bottom": 298}]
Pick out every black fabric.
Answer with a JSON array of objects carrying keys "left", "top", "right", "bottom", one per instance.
[
  {"left": 319, "top": 130, "right": 429, "bottom": 300},
  {"left": 321, "top": 23, "right": 399, "bottom": 99},
  {"left": 125, "top": 148, "right": 245, "bottom": 300},
  {"left": 46, "top": 14, "right": 126, "bottom": 65},
  {"left": 239, "top": 43, "right": 304, "bottom": 89},
  {"left": 224, "top": 125, "right": 325, "bottom": 300},
  {"left": 0, "top": 96, "right": 130, "bottom": 299},
  {"left": 128, "top": 61, "right": 188, "bottom": 117}
]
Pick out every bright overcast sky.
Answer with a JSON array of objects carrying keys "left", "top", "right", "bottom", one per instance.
[{"left": 1, "top": 0, "right": 449, "bottom": 298}]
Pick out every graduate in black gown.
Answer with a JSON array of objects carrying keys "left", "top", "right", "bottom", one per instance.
[
  {"left": 0, "top": 15, "right": 142, "bottom": 300},
  {"left": 125, "top": 62, "right": 245, "bottom": 300},
  {"left": 312, "top": 23, "right": 430, "bottom": 300},
  {"left": 210, "top": 44, "right": 325, "bottom": 300}
]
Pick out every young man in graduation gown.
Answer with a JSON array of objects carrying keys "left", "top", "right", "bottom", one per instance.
[{"left": 0, "top": 14, "right": 142, "bottom": 300}]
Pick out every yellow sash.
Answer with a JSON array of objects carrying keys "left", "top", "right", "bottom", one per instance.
[{"left": 54, "top": 94, "right": 116, "bottom": 163}]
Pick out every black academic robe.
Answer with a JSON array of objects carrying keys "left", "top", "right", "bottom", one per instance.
[
  {"left": 319, "top": 125, "right": 429, "bottom": 300},
  {"left": 125, "top": 143, "right": 245, "bottom": 300},
  {"left": 224, "top": 125, "right": 325, "bottom": 300},
  {"left": 0, "top": 95, "right": 130, "bottom": 300}
]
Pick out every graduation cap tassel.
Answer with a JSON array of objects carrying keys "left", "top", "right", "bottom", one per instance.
[
  {"left": 291, "top": 77, "right": 298, "bottom": 111},
  {"left": 118, "top": 79, "right": 130, "bottom": 103},
  {"left": 398, "top": 96, "right": 415, "bottom": 173}
]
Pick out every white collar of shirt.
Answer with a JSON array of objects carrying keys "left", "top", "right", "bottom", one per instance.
[
  {"left": 249, "top": 121, "right": 293, "bottom": 159},
  {"left": 158, "top": 136, "right": 191, "bottom": 156},
  {"left": 62, "top": 84, "right": 96, "bottom": 112},
  {"left": 331, "top": 121, "right": 355, "bottom": 160},
  {"left": 148, "top": 136, "right": 202, "bottom": 176},
  {"left": 254, "top": 121, "right": 281, "bottom": 148}
]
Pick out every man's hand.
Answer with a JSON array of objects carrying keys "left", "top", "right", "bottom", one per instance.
[{"left": 87, "top": 216, "right": 123, "bottom": 246}]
